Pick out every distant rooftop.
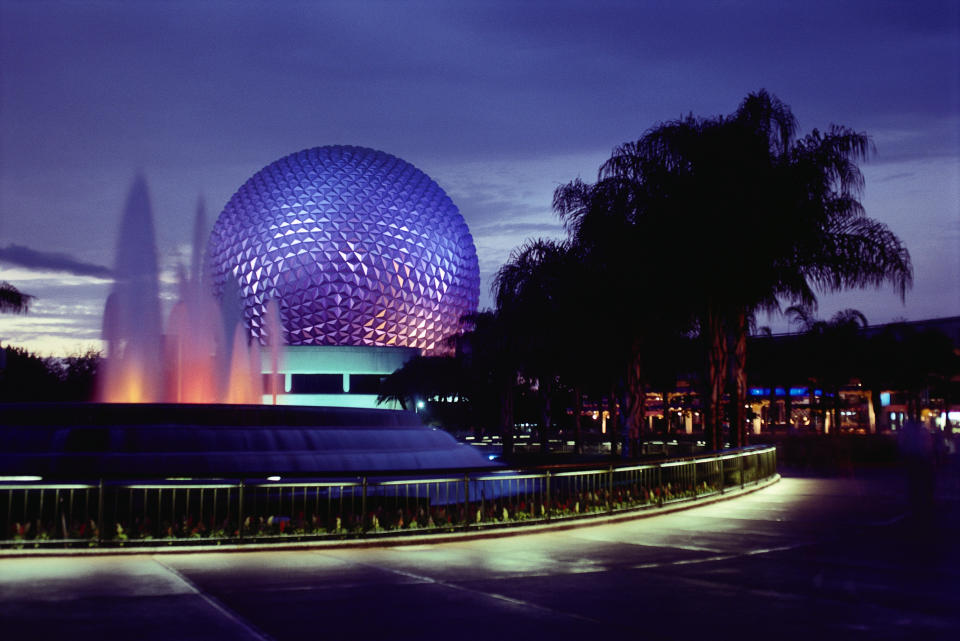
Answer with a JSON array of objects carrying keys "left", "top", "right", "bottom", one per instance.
[{"left": 759, "top": 315, "right": 960, "bottom": 346}]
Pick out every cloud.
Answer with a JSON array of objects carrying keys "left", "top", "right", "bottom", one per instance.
[
  {"left": 0, "top": 244, "right": 112, "bottom": 278},
  {"left": 473, "top": 221, "right": 565, "bottom": 236},
  {"left": 875, "top": 171, "right": 916, "bottom": 183}
]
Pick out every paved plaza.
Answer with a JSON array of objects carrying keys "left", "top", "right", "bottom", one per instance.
[{"left": 2, "top": 470, "right": 958, "bottom": 640}]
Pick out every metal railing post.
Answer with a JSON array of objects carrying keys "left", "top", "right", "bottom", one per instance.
[
  {"left": 692, "top": 460, "right": 698, "bottom": 498},
  {"left": 545, "top": 470, "right": 551, "bottom": 522},
  {"left": 656, "top": 464, "right": 663, "bottom": 507},
  {"left": 608, "top": 466, "right": 614, "bottom": 513},
  {"left": 463, "top": 474, "right": 470, "bottom": 530},
  {"left": 96, "top": 479, "right": 104, "bottom": 546},
  {"left": 720, "top": 457, "right": 725, "bottom": 494},
  {"left": 739, "top": 452, "right": 745, "bottom": 489},
  {"left": 361, "top": 477, "right": 368, "bottom": 533},
  {"left": 238, "top": 480, "right": 245, "bottom": 542}
]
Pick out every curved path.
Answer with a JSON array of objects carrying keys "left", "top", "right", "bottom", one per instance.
[{"left": 2, "top": 472, "right": 957, "bottom": 640}]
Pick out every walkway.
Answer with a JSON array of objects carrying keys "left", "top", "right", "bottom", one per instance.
[{"left": 2, "top": 471, "right": 957, "bottom": 640}]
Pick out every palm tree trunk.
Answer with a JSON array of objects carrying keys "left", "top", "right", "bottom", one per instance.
[
  {"left": 785, "top": 390, "right": 793, "bottom": 432},
  {"left": 608, "top": 382, "right": 618, "bottom": 457},
  {"left": 500, "top": 380, "right": 514, "bottom": 458},
  {"left": 638, "top": 388, "right": 647, "bottom": 456},
  {"left": 870, "top": 387, "right": 883, "bottom": 433},
  {"left": 730, "top": 310, "right": 748, "bottom": 447},
  {"left": 573, "top": 385, "right": 583, "bottom": 454},
  {"left": 625, "top": 341, "right": 645, "bottom": 457},
  {"left": 829, "top": 387, "right": 839, "bottom": 434},
  {"left": 661, "top": 391, "right": 670, "bottom": 435},
  {"left": 908, "top": 390, "right": 921, "bottom": 423},
  {"left": 817, "top": 388, "right": 826, "bottom": 433},
  {"left": 540, "top": 377, "right": 551, "bottom": 454},
  {"left": 705, "top": 306, "right": 728, "bottom": 451},
  {"left": 942, "top": 386, "right": 951, "bottom": 434}
]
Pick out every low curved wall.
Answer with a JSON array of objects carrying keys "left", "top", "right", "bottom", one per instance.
[
  {"left": 0, "top": 445, "right": 776, "bottom": 549},
  {"left": 0, "top": 402, "right": 497, "bottom": 475}
]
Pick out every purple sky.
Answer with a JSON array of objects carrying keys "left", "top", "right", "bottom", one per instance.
[{"left": 1, "top": 0, "right": 958, "bottom": 355}]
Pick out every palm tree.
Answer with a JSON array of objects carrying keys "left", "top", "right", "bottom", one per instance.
[
  {"left": 453, "top": 311, "right": 522, "bottom": 457},
  {"left": 788, "top": 307, "right": 869, "bottom": 432},
  {"left": 0, "top": 282, "right": 34, "bottom": 314},
  {"left": 595, "top": 90, "right": 911, "bottom": 449},
  {"left": 862, "top": 323, "right": 958, "bottom": 428},
  {"left": 0, "top": 281, "right": 36, "bottom": 381},
  {"left": 553, "top": 176, "right": 690, "bottom": 456},
  {"left": 598, "top": 92, "right": 805, "bottom": 449},
  {"left": 553, "top": 180, "right": 626, "bottom": 453},
  {"left": 377, "top": 354, "right": 464, "bottom": 412},
  {"left": 493, "top": 238, "right": 585, "bottom": 453}
]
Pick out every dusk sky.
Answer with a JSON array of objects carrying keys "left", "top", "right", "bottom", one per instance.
[{"left": 1, "top": 0, "right": 958, "bottom": 356}]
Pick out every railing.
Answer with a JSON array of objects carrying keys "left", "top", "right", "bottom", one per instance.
[
  {"left": 0, "top": 445, "right": 776, "bottom": 549},
  {"left": 466, "top": 433, "right": 710, "bottom": 457}
]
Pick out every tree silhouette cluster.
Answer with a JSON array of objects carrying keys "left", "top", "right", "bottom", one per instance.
[
  {"left": 0, "top": 346, "right": 101, "bottom": 402},
  {"left": 0, "top": 281, "right": 33, "bottom": 314},
  {"left": 390, "top": 90, "right": 913, "bottom": 456},
  {"left": 1, "top": 279, "right": 102, "bottom": 401}
]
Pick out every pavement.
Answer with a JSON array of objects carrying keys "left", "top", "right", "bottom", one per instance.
[{"left": 2, "top": 468, "right": 958, "bottom": 640}]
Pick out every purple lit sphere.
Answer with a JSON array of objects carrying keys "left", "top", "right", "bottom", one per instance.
[{"left": 208, "top": 146, "right": 480, "bottom": 351}]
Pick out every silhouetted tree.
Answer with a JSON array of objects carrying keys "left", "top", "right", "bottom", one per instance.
[
  {"left": 593, "top": 90, "right": 911, "bottom": 450},
  {"left": 378, "top": 355, "right": 464, "bottom": 412},
  {"left": 0, "top": 282, "right": 34, "bottom": 314},
  {"left": 0, "top": 282, "right": 36, "bottom": 391},
  {"left": 493, "top": 238, "right": 590, "bottom": 453},
  {"left": 863, "top": 324, "right": 958, "bottom": 426},
  {"left": 553, "top": 177, "right": 689, "bottom": 456},
  {"left": 789, "top": 307, "right": 868, "bottom": 432},
  {"left": 61, "top": 349, "right": 102, "bottom": 401},
  {"left": 0, "top": 347, "right": 101, "bottom": 401},
  {"left": 453, "top": 311, "right": 522, "bottom": 457}
]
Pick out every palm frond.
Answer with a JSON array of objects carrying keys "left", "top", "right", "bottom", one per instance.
[
  {"left": 805, "top": 217, "right": 913, "bottom": 300},
  {"left": 734, "top": 89, "right": 798, "bottom": 155},
  {"left": 0, "top": 282, "right": 34, "bottom": 314}
]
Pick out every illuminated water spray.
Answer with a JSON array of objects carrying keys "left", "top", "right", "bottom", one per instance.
[
  {"left": 100, "top": 177, "right": 261, "bottom": 403},
  {"left": 100, "top": 175, "right": 163, "bottom": 402}
]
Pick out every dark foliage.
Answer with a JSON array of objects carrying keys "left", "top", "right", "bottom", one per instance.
[
  {"left": 0, "top": 281, "right": 34, "bottom": 314},
  {"left": 0, "top": 346, "right": 102, "bottom": 402}
]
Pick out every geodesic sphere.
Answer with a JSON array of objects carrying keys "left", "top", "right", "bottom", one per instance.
[{"left": 208, "top": 146, "right": 480, "bottom": 351}]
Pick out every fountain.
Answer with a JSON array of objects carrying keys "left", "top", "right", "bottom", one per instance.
[
  {"left": 99, "top": 174, "right": 162, "bottom": 402},
  {"left": 0, "top": 173, "right": 497, "bottom": 478},
  {"left": 1, "top": 169, "right": 514, "bottom": 539},
  {"left": 99, "top": 177, "right": 264, "bottom": 404}
]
